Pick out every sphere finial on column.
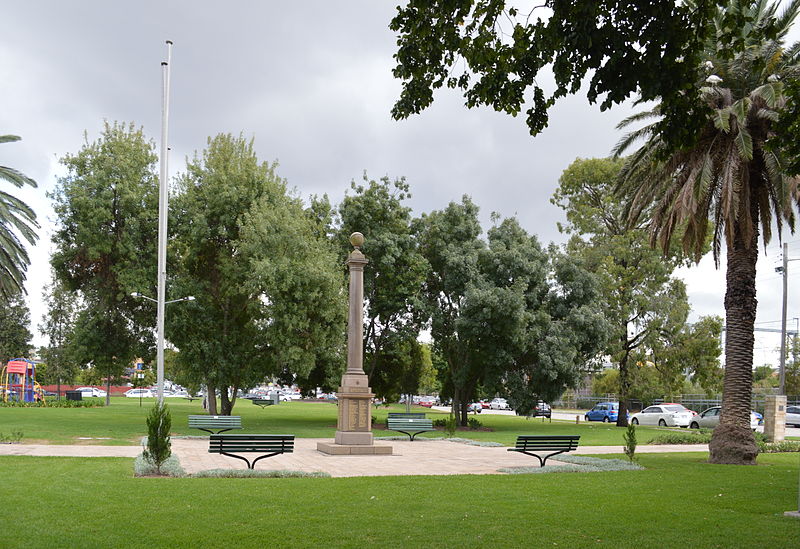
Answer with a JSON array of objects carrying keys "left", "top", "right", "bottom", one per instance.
[{"left": 350, "top": 232, "right": 365, "bottom": 249}]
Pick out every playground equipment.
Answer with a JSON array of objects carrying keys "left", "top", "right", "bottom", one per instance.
[{"left": 1, "top": 358, "right": 45, "bottom": 403}]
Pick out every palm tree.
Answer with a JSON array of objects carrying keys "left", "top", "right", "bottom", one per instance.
[
  {"left": 615, "top": 0, "right": 800, "bottom": 464},
  {"left": 0, "top": 135, "right": 39, "bottom": 302}
]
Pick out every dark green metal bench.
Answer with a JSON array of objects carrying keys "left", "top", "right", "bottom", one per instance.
[
  {"left": 188, "top": 414, "right": 242, "bottom": 434},
  {"left": 507, "top": 435, "right": 580, "bottom": 466},
  {"left": 251, "top": 397, "right": 279, "bottom": 409},
  {"left": 209, "top": 434, "right": 295, "bottom": 469},
  {"left": 387, "top": 412, "right": 427, "bottom": 419},
  {"left": 386, "top": 416, "right": 434, "bottom": 441}
]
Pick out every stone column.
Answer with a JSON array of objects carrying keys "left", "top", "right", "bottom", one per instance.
[
  {"left": 763, "top": 394, "right": 787, "bottom": 442},
  {"left": 317, "top": 233, "right": 391, "bottom": 455}
]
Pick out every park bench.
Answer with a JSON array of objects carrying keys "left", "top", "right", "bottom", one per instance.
[
  {"left": 507, "top": 435, "right": 580, "bottom": 467},
  {"left": 188, "top": 414, "right": 242, "bottom": 434},
  {"left": 209, "top": 434, "right": 294, "bottom": 469},
  {"left": 251, "top": 396, "right": 279, "bottom": 409},
  {"left": 386, "top": 414, "right": 434, "bottom": 441},
  {"left": 387, "top": 412, "right": 427, "bottom": 419}
]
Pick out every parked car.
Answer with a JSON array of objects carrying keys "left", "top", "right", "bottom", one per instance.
[
  {"left": 630, "top": 404, "right": 695, "bottom": 427},
  {"left": 786, "top": 405, "right": 800, "bottom": 427},
  {"left": 689, "top": 406, "right": 761, "bottom": 430},
  {"left": 75, "top": 387, "right": 107, "bottom": 398},
  {"left": 124, "top": 388, "right": 154, "bottom": 398},
  {"left": 585, "top": 402, "right": 621, "bottom": 423},
  {"left": 489, "top": 398, "right": 511, "bottom": 410},
  {"left": 418, "top": 396, "right": 438, "bottom": 408},
  {"left": 479, "top": 400, "right": 490, "bottom": 409},
  {"left": 533, "top": 401, "right": 551, "bottom": 418},
  {"left": 468, "top": 402, "right": 483, "bottom": 413}
]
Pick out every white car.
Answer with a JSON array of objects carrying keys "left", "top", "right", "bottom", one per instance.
[
  {"left": 786, "top": 405, "right": 800, "bottom": 427},
  {"left": 468, "top": 402, "right": 483, "bottom": 413},
  {"left": 124, "top": 388, "right": 154, "bottom": 398},
  {"left": 630, "top": 404, "right": 694, "bottom": 427},
  {"left": 689, "top": 406, "right": 762, "bottom": 431},
  {"left": 489, "top": 398, "right": 511, "bottom": 410},
  {"left": 76, "top": 387, "right": 107, "bottom": 398}
]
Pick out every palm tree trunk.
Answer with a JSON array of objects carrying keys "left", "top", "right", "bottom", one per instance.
[{"left": 709, "top": 204, "right": 759, "bottom": 465}]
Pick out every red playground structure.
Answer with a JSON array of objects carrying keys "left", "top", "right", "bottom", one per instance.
[{"left": 1, "top": 358, "right": 44, "bottom": 403}]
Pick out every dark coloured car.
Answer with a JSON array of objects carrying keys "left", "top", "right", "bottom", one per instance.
[{"left": 533, "top": 401, "right": 551, "bottom": 418}]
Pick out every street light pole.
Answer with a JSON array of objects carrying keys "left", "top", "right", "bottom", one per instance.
[
  {"left": 779, "top": 242, "right": 788, "bottom": 395},
  {"left": 156, "top": 40, "right": 173, "bottom": 405}
]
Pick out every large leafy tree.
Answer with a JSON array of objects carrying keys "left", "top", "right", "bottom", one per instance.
[
  {"left": 50, "top": 122, "right": 159, "bottom": 404},
  {"left": 416, "top": 197, "right": 606, "bottom": 424},
  {"left": 615, "top": 0, "right": 800, "bottom": 464},
  {"left": 0, "top": 294, "right": 32, "bottom": 362},
  {"left": 168, "top": 134, "right": 345, "bottom": 414},
  {"left": 0, "top": 135, "right": 39, "bottom": 302},
  {"left": 38, "top": 272, "right": 80, "bottom": 395},
  {"left": 390, "top": 1, "right": 741, "bottom": 148},
  {"left": 337, "top": 175, "right": 429, "bottom": 399},
  {"left": 553, "top": 157, "right": 719, "bottom": 424}
]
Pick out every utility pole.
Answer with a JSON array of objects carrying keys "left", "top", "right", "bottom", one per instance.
[
  {"left": 779, "top": 243, "right": 788, "bottom": 395},
  {"left": 156, "top": 40, "right": 173, "bottom": 405}
]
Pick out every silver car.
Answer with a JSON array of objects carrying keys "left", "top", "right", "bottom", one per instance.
[
  {"left": 785, "top": 405, "right": 800, "bottom": 427},
  {"left": 688, "top": 406, "right": 760, "bottom": 430},
  {"left": 630, "top": 404, "right": 694, "bottom": 427}
]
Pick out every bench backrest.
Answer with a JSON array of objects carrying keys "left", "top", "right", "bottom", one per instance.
[
  {"left": 189, "top": 415, "right": 242, "bottom": 428},
  {"left": 514, "top": 435, "right": 580, "bottom": 451},
  {"left": 209, "top": 434, "right": 294, "bottom": 454},
  {"left": 387, "top": 412, "right": 427, "bottom": 419},
  {"left": 387, "top": 418, "right": 434, "bottom": 430}
]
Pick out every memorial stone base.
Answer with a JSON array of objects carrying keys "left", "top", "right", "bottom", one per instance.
[{"left": 316, "top": 373, "right": 392, "bottom": 455}]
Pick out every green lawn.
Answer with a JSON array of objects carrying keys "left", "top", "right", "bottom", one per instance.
[
  {"left": 2, "top": 398, "right": 673, "bottom": 446},
  {"left": 0, "top": 452, "right": 797, "bottom": 548}
]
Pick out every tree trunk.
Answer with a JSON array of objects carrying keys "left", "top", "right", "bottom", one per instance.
[
  {"left": 616, "top": 348, "right": 631, "bottom": 427},
  {"left": 105, "top": 367, "right": 112, "bottom": 406},
  {"left": 220, "top": 385, "right": 234, "bottom": 415},
  {"left": 709, "top": 204, "right": 759, "bottom": 465},
  {"left": 206, "top": 381, "right": 218, "bottom": 415}
]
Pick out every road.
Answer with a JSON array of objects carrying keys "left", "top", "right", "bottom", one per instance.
[{"left": 430, "top": 406, "right": 800, "bottom": 436}]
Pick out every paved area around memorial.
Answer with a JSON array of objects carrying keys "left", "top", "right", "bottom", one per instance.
[{"left": 0, "top": 438, "right": 709, "bottom": 477}]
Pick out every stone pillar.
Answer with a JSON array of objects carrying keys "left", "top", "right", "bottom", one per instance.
[
  {"left": 763, "top": 394, "right": 787, "bottom": 442},
  {"left": 317, "top": 233, "right": 391, "bottom": 455}
]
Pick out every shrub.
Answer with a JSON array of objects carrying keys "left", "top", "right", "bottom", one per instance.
[
  {"left": 134, "top": 454, "right": 185, "bottom": 477},
  {"left": 623, "top": 423, "right": 637, "bottom": 462},
  {"left": 0, "top": 398, "right": 102, "bottom": 408},
  {"left": 466, "top": 417, "right": 483, "bottom": 429},
  {"left": 648, "top": 430, "right": 712, "bottom": 445},
  {"left": 757, "top": 440, "right": 800, "bottom": 453},
  {"left": 499, "top": 455, "right": 644, "bottom": 474},
  {"left": 443, "top": 414, "right": 457, "bottom": 437},
  {"left": 142, "top": 401, "right": 171, "bottom": 474},
  {"left": 192, "top": 469, "right": 331, "bottom": 478},
  {"left": 0, "top": 430, "right": 23, "bottom": 443}
]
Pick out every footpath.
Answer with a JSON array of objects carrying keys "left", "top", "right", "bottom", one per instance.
[{"left": 0, "top": 439, "right": 709, "bottom": 478}]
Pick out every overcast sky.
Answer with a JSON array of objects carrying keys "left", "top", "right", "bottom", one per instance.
[{"left": 2, "top": 1, "right": 799, "bottom": 366}]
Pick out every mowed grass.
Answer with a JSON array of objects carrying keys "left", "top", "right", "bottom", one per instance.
[
  {"left": 0, "top": 452, "right": 797, "bottom": 548},
  {"left": 1, "top": 398, "right": 670, "bottom": 446}
]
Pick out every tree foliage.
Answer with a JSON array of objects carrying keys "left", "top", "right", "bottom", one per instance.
[
  {"left": 416, "top": 197, "right": 606, "bottom": 424},
  {"left": 0, "top": 293, "right": 32, "bottom": 362},
  {"left": 0, "top": 135, "right": 39, "bottom": 302},
  {"left": 38, "top": 272, "right": 79, "bottom": 389},
  {"left": 554, "top": 157, "right": 718, "bottom": 424},
  {"left": 390, "top": 1, "right": 731, "bottom": 148},
  {"left": 337, "top": 175, "right": 429, "bottom": 398},
  {"left": 615, "top": 0, "right": 800, "bottom": 464},
  {"left": 50, "top": 121, "right": 159, "bottom": 403},
  {"left": 167, "top": 134, "right": 345, "bottom": 414}
]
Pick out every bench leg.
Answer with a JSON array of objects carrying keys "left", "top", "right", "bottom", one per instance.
[
  {"left": 220, "top": 452, "right": 254, "bottom": 469},
  {"left": 251, "top": 452, "right": 280, "bottom": 468},
  {"left": 541, "top": 451, "right": 567, "bottom": 467}
]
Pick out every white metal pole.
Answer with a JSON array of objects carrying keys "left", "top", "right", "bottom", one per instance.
[
  {"left": 156, "top": 40, "right": 173, "bottom": 405},
  {"left": 779, "top": 242, "right": 788, "bottom": 395}
]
